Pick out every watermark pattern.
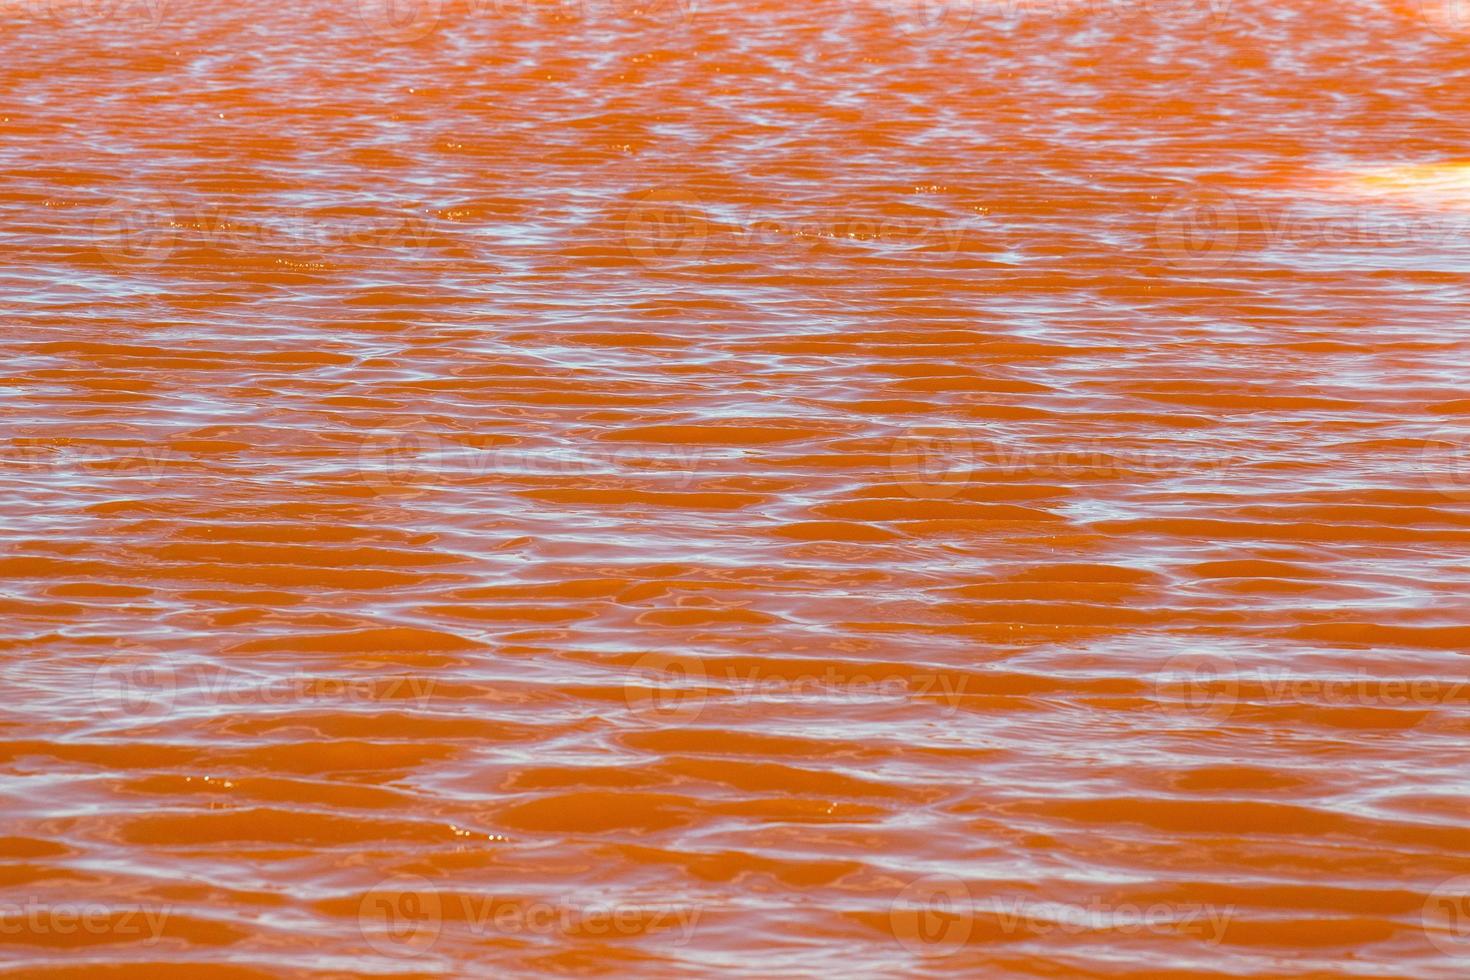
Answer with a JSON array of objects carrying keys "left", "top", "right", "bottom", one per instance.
[
  {"left": 358, "top": 875, "right": 701, "bottom": 958},
  {"left": 355, "top": 433, "right": 712, "bottom": 491},
  {"left": 92, "top": 653, "right": 436, "bottom": 721},
  {"left": 0, "top": 899, "right": 172, "bottom": 944},
  {"left": 356, "top": 0, "right": 699, "bottom": 42},
  {"left": 1154, "top": 652, "right": 1240, "bottom": 723},
  {"left": 1154, "top": 188, "right": 1470, "bottom": 269},
  {"left": 1420, "top": 427, "right": 1470, "bottom": 502},
  {"left": 89, "top": 188, "right": 974, "bottom": 275},
  {"left": 10, "top": 0, "right": 172, "bottom": 28},
  {"left": 1154, "top": 190, "right": 1241, "bottom": 269},
  {"left": 1418, "top": 0, "right": 1470, "bottom": 40},
  {"left": 1423, "top": 875, "right": 1470, "bottom": 957},
  {"left": 1154, "top": 652, "right": 1470, "bottom": 723},
  {"left": 2, "top": 438, "right": 180, "bottom": 483},
  {"left": 92, "top": 195, "right": 180, "bottom": 269},
  {"left": 891, "top": 875, "right": 974, "bottom": 955},
  {"left": 622, "top": 652, "right": 967, "bottom": 722},
  {"left": 0, "top": 432, "right": 712, "bottom": 491},
  {"left": 890, "top": 875, "right": 1234, "bottom": 956},
  {"left": 622, "top": 188, "right": 710, "bottom": 269},
  {"left": 875, "top": 0, "right": 1235, "bottom": 40},
  {"left": 890, "top": 426, "right": 978, "bottom": 500},
  {"left": 360, "top": 876, "right": 443, "bottom": 957},
  {"left": 544, "top": 0, "right": 699, "bottom": 29},
  {"left": 621, "top": 186, "right": 979, "bottom": 269},
  {"left": 887, "top": 425, "right": 1232, "bottom": 498},
  {"left": 623, "top": 653, "right": 710, "bottom": 722},
  {"left": 881, "top": 0, "right": 980, "bottom": 40},
  {"left": 358, "top": 0, "right": 444, "bottom": 42},
  {"left": 91, "top": 195, "right": 441, "bottom": 270}
]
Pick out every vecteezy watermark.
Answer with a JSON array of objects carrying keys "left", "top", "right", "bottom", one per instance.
[
  {"left": 1423, "top": 875, "right": 1470, "bottom": 956},
  {"left": 357, "top": 0, "right": 444, "bottom": 42},
  {"left": 1420, "top": 426, "right": 1470, "bottom": 502},
  {"left": 890, "top": 875, "right": 973, "bottom": 954},
  {"left": 621, "top": 652, "right": 967, "bottom": 722},
  {"left": 1154, "top": 188, "right": 1470, "bottom": 269},
  {"left": 622, "top": 188, "right": 710, "bottom": 270},
  {"left": 355, "top": 432, "right": 712, "bottom": 491},
  {"left": 357, "top": 875, "right": 702, "bottom": 958},
  {"left": 887, "top": 425, "right": 1233, "bottom": 498},
  {"left": 0, "top": 899, "right": 172, "bottom": 944},
  {"left": 1154, "top": 651, "right": 1470, "bottom": 724},
  {"left": 357, "top": 0, "right": 699, "bottom": 42},
  {"left": 1, "top": 438, "right": 180, "bottom": 483},
  {"left": 890, "top": 426, "right": 977, "bottom": 500},
  {"left": 91, "top": 653, "right": 436, "bottom": 721},
  {"left": 1418, "top": 0, "right": 1470, "bottom": 40},
  {"left": 889, "top": 875, "right": 1234, "bottom": 956},
  {"left": 874, "top": 0, "right": 1235, "bottom": 41},
  {"left": 2, "top": 432, "right": 715, "bottom": 492},
  {"left": 12, "top": 0, "right": 173, "bottom": 28},
  {"left": 1154, "top": 189, "right": 1241, "bottom": 269},
  {"left": 620, "top": 186, "right": 979, "bottom": 269},
  {"left": 622, "top": 653, "right": 710, "bottom": 722},
  {"left": 501, "top": 0, "right": 700, "bottom": 29},
  {"left": 90, "top": 195, "right": 441, "bottom": 270},
  {"left": 1154, "top": 652, "right": 1240, "bottom": 723},
  {"left": 879, "top": 0, "right": 980, "bottom": 40},
  {"left": 91, "top": 195, "right": 180, "bottom": 269},
  {"left": 1245, "top": 672, "right": 1470, "bottom": 708}
]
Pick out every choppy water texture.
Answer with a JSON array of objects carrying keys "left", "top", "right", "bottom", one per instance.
[{"left": 3, "top": 0, "right": 1470, "bottom": 975}]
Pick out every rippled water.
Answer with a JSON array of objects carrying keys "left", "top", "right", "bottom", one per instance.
[{"left": 3, "top": 0, "right": 1470, "bottom": 975}]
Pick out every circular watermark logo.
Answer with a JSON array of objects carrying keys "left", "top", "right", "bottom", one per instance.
[
  {"left": 358, "top": 0, "right": 443, "bottom": 42},
  {"left": 1423, "top": 875, "right": 1470, "bottom": 956},
  {"left": 92, "top": 195, "right": 178, "bottom": 269},
  {"left": 1419, "top": 0, "right": 1470, "bottom": 40},
  {"left": 890, "top": 426, "right": 976, "bottom": 499},
  {"left": 600, "top": 0, "right": 700, "bottom": 29},
  {"left": 28, "top": 0, "right": 171, "bottom": 26},
  {"left": 1154, "top": 190, "right": 1240, "bottom": 269},
  {"left": 623, "top": 652, "right": 708, "bottom": 722},
  {"left": 1155, "top": 651, "right": 1238, "bottom": 722},
  {"left": 890, "top": 874, "right": 973, "bottom": 956},
  {"left": 355, "top": 431, "right": 454, "bottom": 490},
  {"left": 91, "top": 653, "right": 178, "bottom": 721},
  {"left": 622, "top": 188, "right": 708, "bottom": 268},
  {"left": 882, "top": 0, "right": 979, "bottom": 40},
  {"left": 490, "top": 0, "right": 698, "bottom": 28},
  {"left": 1420, "top": 427, "right": 1470, "bottom": 502},
  {"left": 359, "top": 875, "right": 443, "bottom": 958}
]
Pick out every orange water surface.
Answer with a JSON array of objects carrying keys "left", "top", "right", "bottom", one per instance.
[{"left": 3, "top": 0, "right": 1470, "bottom": 976}]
